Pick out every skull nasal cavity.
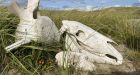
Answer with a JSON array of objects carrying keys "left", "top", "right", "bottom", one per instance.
[{"left": 105, "top": 54, "right": 117, "bottom": 62}]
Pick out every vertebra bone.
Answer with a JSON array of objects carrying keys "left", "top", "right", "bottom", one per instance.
[{"left": 5, "top": 0, "right": 60, "bottom": 52}]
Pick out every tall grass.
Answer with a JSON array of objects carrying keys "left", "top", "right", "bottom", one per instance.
[{"left": 0, "top": 7, "right": 140, "bottom": 75}]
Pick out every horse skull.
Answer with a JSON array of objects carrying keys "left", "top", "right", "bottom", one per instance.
[{"left": 56, "top": 20, "right": 123, "bottom": 71}]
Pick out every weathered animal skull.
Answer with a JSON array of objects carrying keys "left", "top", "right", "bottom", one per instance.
[
  {"left": 5, "top": 0, "right": 60, "bottom": 52},
  {"left": 56, "top": 20, "right": 123, "bottom": 71}
]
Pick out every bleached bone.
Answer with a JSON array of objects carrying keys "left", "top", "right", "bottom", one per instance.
[
  {"left": 5, "top": 0, "right": 60, "bottom": 52},
  {"left": 56, "top": 20, "right": 123, "bottom": 71},
  {"left": 5, "top": 38, "right": 31, "bottom": 52},
  {"left": 55, "top": 51, "right": 96, "bottom": 71}
]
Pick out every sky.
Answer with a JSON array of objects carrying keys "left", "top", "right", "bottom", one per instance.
[
  {"left": 1, "top": 0, "right": 140, "bottom": 9},
  {"left": 40, "top": 0, "right": 140, "bottom": 8}
]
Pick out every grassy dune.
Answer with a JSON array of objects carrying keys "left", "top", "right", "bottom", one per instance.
[{"left": 0, "top": 7, "right": 140, "bottom": 75}]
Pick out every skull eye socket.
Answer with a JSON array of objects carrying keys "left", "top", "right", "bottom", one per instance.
[
  {"left": 75, "top": 30, "right": 84, "bottom": 36},
  {"left": 76, "top": 32, "right": 79, "bottom": 36}
]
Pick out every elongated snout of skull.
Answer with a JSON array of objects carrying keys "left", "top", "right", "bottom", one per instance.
[{"left": 77, "top": 37, "right": 123, "bottom": 64}]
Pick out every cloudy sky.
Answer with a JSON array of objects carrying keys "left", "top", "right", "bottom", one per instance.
[
  {"left": 41, "top": 0, "right": 140, "bottom": 8},
  {"left": 1, "top": 0, "right": 140, "bottom": 8}
]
